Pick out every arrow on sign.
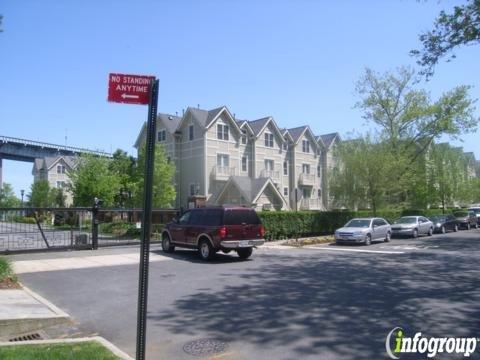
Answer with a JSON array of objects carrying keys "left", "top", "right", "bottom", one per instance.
[{"left": 121, "top": 93, "right": 140, "bottom": 99}]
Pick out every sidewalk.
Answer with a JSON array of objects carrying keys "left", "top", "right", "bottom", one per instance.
[{"left": 0, "top": 285, "right": 70, "bottom": 340}]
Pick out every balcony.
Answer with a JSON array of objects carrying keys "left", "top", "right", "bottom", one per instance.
[
  {"left": 260, "top": 169, "right": 280, "bottom": 181},
  {"left": 299, "top": 173, "right": 315, "bottom": 186},
  {"left": 213, "top": 166, "right": 236, "bottom": 180},
  {"left": 300, "top": 198, "right": 324, "bottom": 210}
]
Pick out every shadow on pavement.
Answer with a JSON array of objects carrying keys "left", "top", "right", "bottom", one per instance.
[{"left": 149, "top": 250, "right": 480, "bottom": 359}]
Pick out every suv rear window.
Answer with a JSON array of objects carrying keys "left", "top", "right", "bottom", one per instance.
[
  {"left": 223, "top": 209, "right": 261, "bottom": 225},
  {"left": 203, "top": 209, "right": 223, "bottom": 226}
]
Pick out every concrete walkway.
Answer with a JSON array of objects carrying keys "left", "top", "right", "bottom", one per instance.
[
  {"left": 13, "top": 252, "right": 171, "bottom": 274},
  {"left": 0, "top": 285, "right": 70, "bottom": 340}
]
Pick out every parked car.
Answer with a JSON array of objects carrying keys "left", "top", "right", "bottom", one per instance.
[
  {"left": 429, "top": 214, "right": 459, "bottom": 234},
  {"left": 161, "top": 206, "right": 265, "bottom": 260},
  {"left": 453, "top": 211, "right": 478, "bottom": 230},
  {"left": 334, "top": 218, "right": 391, "bottom": 246},
  {"left": 391, "top": 216, "right": 433, "bottom": 238},
  {"left": 468, "top": 207, "right": 480, "bottom": 224}
]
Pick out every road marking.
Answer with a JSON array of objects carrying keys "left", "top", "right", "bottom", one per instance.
[
  {"left": 13, "top": 252, "right": 171, "bottom": 274},
  {"left": 306, "top": 246, "right": 405, "bottom": 254}
]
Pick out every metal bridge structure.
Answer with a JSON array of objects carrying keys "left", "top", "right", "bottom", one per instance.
[{"left": 0, "top": 135, "right": 111, "bottom": 187}]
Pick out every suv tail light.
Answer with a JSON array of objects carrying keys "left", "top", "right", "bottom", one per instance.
[
  {"left": 259, "top": 225, "right": 265, "bottom": 237},
  {"left": 219, "top": 226, "right": 227, "bottom": 239}
]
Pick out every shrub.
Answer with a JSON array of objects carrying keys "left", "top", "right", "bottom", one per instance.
[
  {"left": 258, "top": 211, "right": 354, "bottom": 240},
  {"left": 13, "top": 216, "right": 37, "bottom": 224},
  {"left": 0, "top": 257, "right": 15, "bottom": 282}
]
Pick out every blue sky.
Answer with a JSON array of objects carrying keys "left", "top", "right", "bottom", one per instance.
[{"left": 1, "top": 0, "right": 479, "bottom": 197}]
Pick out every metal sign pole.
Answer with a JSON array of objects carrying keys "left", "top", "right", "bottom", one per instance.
[{"left": 136, "top": 78, "right": 159, "bottom": 360}]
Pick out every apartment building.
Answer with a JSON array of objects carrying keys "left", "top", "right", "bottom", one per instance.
[
  {"left": 134, "top": 106, "right": 340, "bottom": 211},
  {"left": 32, "top": 156, "right": 75, "bottom": 206}
]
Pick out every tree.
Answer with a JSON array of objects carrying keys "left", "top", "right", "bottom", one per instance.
[
  {"left": 134, "top": 144, "right": 176, "bottom": 208},
  {"left": 0, "top": 183, "right": 20, "bottom": 208},
  {"left": 109, "top": 149, "right": 137, "bottom": 208},
  {"left": 68, "top": 154, "right": 120, "bottom": 207},
  {"left": 355, "top": 67, "right": 478, "bottom": 168},
  {"left": 329, "top": 135, "right": 399, "bottom": 214},
  {"left": 411, "top": 0, "right": 480, "bottom": 77},
  {"left": 28, "top": 180, "right": 57, "bottom": 207}
]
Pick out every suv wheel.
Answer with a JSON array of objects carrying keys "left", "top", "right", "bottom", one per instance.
[
  {"left": 427, "top": 227, "right": 433, "bottom": 236},
  {"left": 412, "top": 229, "right": 418, "bottom": 238},
  {"left": 162, "top": 235, "right": 175, "bottom": 253},
  {"left": 199, "top": 239, "right": 215, "bottom": 260},
  {"left": 365, "top": 234, "right": 372, "bottom": 246},
  {"left": 237, "top": 247, "right": 253, "bottom": 260}
]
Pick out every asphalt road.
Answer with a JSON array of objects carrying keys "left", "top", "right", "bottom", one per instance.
[{"left": 11, "top": 229, "right": 480, "bottom": 360}]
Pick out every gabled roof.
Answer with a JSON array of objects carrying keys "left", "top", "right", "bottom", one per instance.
[
  {"left": 281, "top": 129, "right": 294, "bottom": 142},
  {"left": 236, "top": 119, "right": 254, "bottom": 135},
  {"left": 158, "top": 113, "right": 181, "bottom": 135},
  {"left": 215, "top": 176, "right": 288, "bottom": 208},
  {"left": 32, "top": 156, "right": 76, "bottom": 174},
  {"left": 287, "top": 125, "right": 320, "bottom": 151},
  {"left": 247, "top": 116, "right": 284, "bottom": 142},
  {"left": 319, "top": 132, "right": 341, "bottom": 149},
  {"left": 187, "top": 106, "right": 240, "bottom": 133}
]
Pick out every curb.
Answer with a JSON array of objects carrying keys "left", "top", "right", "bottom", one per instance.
[
  {"left": 0, "top": 336, "right": 134, "bottom": 360},
  {"left": 0, "top": 284, "right": 71, "bottom": 340}
]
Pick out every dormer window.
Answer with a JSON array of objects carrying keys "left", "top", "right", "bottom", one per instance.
[
  {"left": 157, "top": 129, "right": 166, "bottom": 142},
  {"left": 264, "top": 132, "right": 274, "bottom": 147},
  {"left": 283, "top": 142, "right": 288, "bottom": 151},
  {"left": 302, "top": 139, "right": 310, "bottom": 153},
  {"left": 241, "top": 129, "right": 247, "bottom": 145},
  {"left": 217, "top": 123, "right": 229, "bottom": 141}
]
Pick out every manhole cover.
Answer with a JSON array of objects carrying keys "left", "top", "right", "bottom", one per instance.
[{"left": 183, "top": 338, "right": 229, "bottom": 357}]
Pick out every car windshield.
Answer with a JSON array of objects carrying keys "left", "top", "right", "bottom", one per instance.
[
  {"left": 468, "top": 208, "right": 480, "bottom": 215},
  {"left": 344, "top": 219, "right": 371, "bottom": 228},
  {"left": 429, "top": 216, "right": 446, "bottom": 222},
  {"left": 454, "top": 212, "right": 468, "bottom": 217},
  {"left": 394, "top": 217, "right": 417, "bottom": 224}
]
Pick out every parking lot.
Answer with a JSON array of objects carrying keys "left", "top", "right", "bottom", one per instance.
[{"left": 9, "top": 229, "right": 480, "bottom": 360}]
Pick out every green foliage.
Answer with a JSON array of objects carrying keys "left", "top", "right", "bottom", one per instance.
[
  {"left": 0, "top": 256, "right": 14, "bottom": 282},
  {"left": 259, "top": 211, "right": 355, "bottom": 240},
  {"left": 12, "top": 216, "right": 36, "bottom": 224},
  {"left": 0, "top": 183, "right": 20, "bottom": 208},
  {"left": 28, "top": 180, "right": 57, "bottom": 207},
  {"left": 329, "top": 135, "right": 401, "bottom": 214},
  {"left": 0, "top": 341, "right": 120, "bottom": 360},
  {"left": 109, "top": 149, "right": 137, "bottom": 208},
  {"left": 68, "top": 154, "right": 120, "bottom": 207},
  {"left": 135, "top": 144, "right": 176, "bottom": 208},
  {"left": 411, "top": 0, "right": 480, "bottom": 77}
]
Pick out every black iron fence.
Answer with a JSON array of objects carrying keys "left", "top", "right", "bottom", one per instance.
[{"left": 0, "top": 208, "right": 178, "bottom": 254}]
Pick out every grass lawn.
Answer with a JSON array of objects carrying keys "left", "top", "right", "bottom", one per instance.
[{"left": 0, "top": 341, "right": 121, "bottom": 360}]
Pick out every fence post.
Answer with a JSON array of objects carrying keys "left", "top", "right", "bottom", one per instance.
[{"left": 92, "top": 198, "right": 102, "bottom": 250}]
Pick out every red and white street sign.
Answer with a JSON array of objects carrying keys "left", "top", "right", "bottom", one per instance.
[{"left": 107, "top": 73, "right": 155, "bottom": 105}]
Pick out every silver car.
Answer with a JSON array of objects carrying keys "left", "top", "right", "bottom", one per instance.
[
  {"left": 391, "top": 216, "right": 433, "bottom": 238},
  {"left": 334, "top": 218, "right": 391, "bottom": 246}
]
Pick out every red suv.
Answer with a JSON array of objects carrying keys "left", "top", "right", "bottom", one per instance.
[{"left": 161, "top": 206, "right": 265, "bottom": 260}]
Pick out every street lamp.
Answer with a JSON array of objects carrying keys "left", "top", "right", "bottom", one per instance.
[{"left": 20, "top": 189, "right": 24, "bottom": 207}]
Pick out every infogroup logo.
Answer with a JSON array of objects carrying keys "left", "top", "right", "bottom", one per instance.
[{"left": 385, "top": 327, "right": 478, "bottom": 359}]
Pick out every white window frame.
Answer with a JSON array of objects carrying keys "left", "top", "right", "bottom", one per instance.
[
  {"left": 264, "top": 132, "right": 274, "bottom": 147},
  {"left": 302, "top": 164, "right": 310, "bottom": 174},
  {"left": 217, "top": 153, "right": 230, "bottom": 167},
  {"left": 157, "top": 129, "right": 166, "bottom": 142},
  {"left": 217, "top": 123, "right": 229, "bottom": 141},
  {"left": 56, "top": 165, "right": 66, "bottom": 174},
  {"left": 283, "top": 142, "right": 288, "bottom": 151},
  {"left": 265, "top": 159, "right": 274, "bottom": 171},
  {"left": 241, "top": 129, "right": 247, "bottom": 145},
  {"left": 241, "top": 156, "right": 248, "bottom": 172},
  {"left": 283, "top": 161, "right": 288, "bottom": 176},
  {"left": 302, "top": 139, "right": 310, "bottom": 153},
  {"left": 188, "top": 124, "right": 194, "bottom": 141},
  {"left": 317, "top": 165, "right": 321, "bottom": 177},
  {"left": 284, "top": 187, "right": 289, "bottom": 196},
  {"left": 189, "top": 183, "right": 197, "bottom": 196}
]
